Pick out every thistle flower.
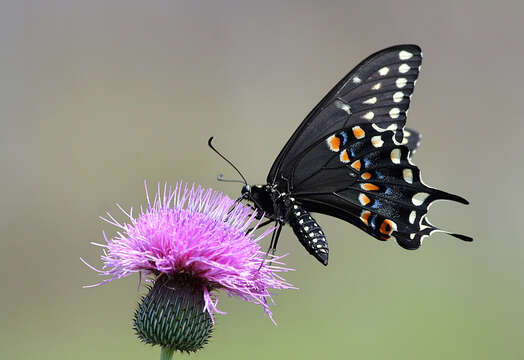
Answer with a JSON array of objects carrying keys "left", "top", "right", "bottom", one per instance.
[{"left": 83, "top": 182, "right": 295, "bottom": 357}]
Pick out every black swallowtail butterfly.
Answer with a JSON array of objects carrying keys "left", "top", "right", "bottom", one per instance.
[{"left": 210, "top": 44, "right": 472, "bottom": 266}]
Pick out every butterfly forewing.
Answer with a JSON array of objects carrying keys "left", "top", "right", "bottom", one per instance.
[{"left": 268, "top": 45, "right": 422, "bottom": 185}]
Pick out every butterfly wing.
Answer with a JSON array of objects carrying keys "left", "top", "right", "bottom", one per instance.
[
  {"left": 268, "top": 44, "right": 422, "bottom": 185},
  {"left": 290, "top": 123, "right": 471, "bottom": 249},
  {"left": 403, "top": 128, "right": 422, "bottom": 156},
  {"left": 269, "top": 45, "right": 471, "bottom": 248}
]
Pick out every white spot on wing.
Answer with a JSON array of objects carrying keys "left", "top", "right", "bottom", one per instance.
[
  {"left": 396, "top": 78, "right": 407, "bottom": 88},
  {"left": 335, "top": 100, "right": 352, "bottom": 115},
  {"left": 371, "top": 82, "right": 381, "bottom": 90},
  {"left": 371, "top": 135, "right": 384, "bottom": 148},
  {"left": 390, "top": 220, "right": 398, "bottom": 232},
  {"left": 399, "top": 64, "right": 410, "bottom": 73},
  {"left": 378, "top": 67, "right": 389, "bottom": 76},
  {"left": 363, "top": 111, "right": 375, "bottom": 120},
  {"left": 390, "top": 148, "right": 401, "bottom": 164},
  {"left": 412, "top": 192, "right": 430, "bottom": 206},
  {"left": 403, "top": 168, "right": 413, "bottom": 183},
  {"left": 372, "top": 123, "right": 398, "bottom": 132},
  {"left": 399, "top": 50, "right": 413, "bottom": 60},
  {"left": 389, "top": 108, "right": 400, "bottom": 119},
  {"left": 352, "top": 76, "right": 361, "bottom": 83},
  {"left": 409, "top": 210, "right": 416, "bottom": 224},
  {"left": 393, "top": 91, "right": 404, "bottom": 103},
  {"left": 363, "top": 97, "right": 377, "bottom": 104}
]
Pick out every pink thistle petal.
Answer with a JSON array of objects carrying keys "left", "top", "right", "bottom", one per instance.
[{"left": 84, "top": 181, "right": 296, "bottom": 321}]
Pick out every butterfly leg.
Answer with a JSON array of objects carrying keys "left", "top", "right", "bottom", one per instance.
[
  {"left": 266, "top": 223, "right": 284, "bottom": 266},
  {"left": 266, "top": 193, "right": 283, "bottom": 255},
  {"left": 226, "top": 196, "right": 245, "bottom": 216},
  {"left": 267, "top": 223, "right": 283, "bottom": 267},
  {"left": 246, "top": 219, "right": 273, "bottom": 234},
  {"left": 258, "top": 221, "right": 280, "bottom": 270},
  {"left": 270, "top": 222, "right": 283, "bottom": 256}
]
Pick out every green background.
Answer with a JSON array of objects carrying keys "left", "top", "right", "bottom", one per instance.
[{"left": 1, "top": 1, "right": 522, "bottom": 359}]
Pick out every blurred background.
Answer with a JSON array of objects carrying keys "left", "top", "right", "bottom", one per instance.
[{"left": 1, "top": 1, "right": 522, "bottom": 359}]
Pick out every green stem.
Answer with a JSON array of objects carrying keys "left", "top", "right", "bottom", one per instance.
[{"left": 160, "top": 347, "right": 174, "bottom": 360}]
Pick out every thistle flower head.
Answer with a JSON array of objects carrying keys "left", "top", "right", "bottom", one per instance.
[{"left": 84, "top": 182, "right": 295, "bottom": 324}]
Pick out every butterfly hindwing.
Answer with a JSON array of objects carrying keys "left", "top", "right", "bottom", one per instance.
[
  {"left": 403, "top": 128, "right": 422, "bottom": 155},
  {"left": 291, "top": 122, "right": 471, "bottom": 248}
]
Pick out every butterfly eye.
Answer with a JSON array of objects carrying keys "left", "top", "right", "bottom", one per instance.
[{"left": 241, "top": 185, "right": 251, "bottom": 196}]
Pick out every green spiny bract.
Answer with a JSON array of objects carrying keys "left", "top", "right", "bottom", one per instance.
[{"left": 134, "top": 274, "right": 213, "bottom": 353}]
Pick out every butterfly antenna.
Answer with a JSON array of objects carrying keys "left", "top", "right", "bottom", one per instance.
[
  {"left": 216, "top": 174, "right": 245, "bottom": 184},
  {"left": 208, "top": 137, "right": 248, "bottom": 185}
]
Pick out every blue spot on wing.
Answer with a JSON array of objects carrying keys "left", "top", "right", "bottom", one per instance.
[
  {"left": 370, "top": 214, "right": 377, "bottom": 229},
  {"left": 340, "top": 131, "right": 348, "bottom": 145}
]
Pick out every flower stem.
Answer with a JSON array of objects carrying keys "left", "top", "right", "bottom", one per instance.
[{"left": 160, "top": 347, "right": 174, "bottom": 360}]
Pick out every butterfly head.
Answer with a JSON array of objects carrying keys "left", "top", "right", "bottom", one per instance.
[{"left": 241, "top": 184, "right": 251, "bottom": 198}]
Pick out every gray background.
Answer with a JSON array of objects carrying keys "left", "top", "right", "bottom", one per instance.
[{"left": 1, "top": 1, "right": 522, "bottom": 359}]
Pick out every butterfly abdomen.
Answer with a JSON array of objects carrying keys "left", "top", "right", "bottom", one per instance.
[{"left": 288, "top": 203, "right": 329, "bottom": 266}]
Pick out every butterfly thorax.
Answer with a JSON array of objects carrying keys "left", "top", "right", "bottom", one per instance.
[
  {"left": 248, "top": 184, "right": 287, "bottom": 221},
  {"left": 246, "top": 184, "right": 330, "bottom": 265}
]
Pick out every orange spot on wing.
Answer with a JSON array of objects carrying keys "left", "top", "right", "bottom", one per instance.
[
  {"left": 351, "top": 160, "right": 361, "bottom": 171},
  {"left": 340, "top": 149, "right": 350, "bottom": 163},
  {"left": 327, "top": 135, "right": 340, "bottom": 151},
  {"left": 380, "top": 219, "right": 396, "bottom": 235},
  {"left": 359, "top": 193, "right": 370, "bottom": 205},
  {"left": 352, "top": 126, "right": 365, "bottom": 139},
  {"left": 360, "top": 210, "right": 371, "bottom": 225},
  {"left": 361, "top": 172, "right": 372, "bottom": 180},
  {"left": 362, "top": 183, "right": 380, "bottom": 191}
]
